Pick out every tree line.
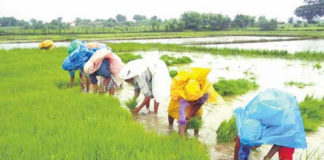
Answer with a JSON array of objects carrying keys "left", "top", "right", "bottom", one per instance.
[{"left": 1, "top": 1, "right": 324, "bottom": 35}]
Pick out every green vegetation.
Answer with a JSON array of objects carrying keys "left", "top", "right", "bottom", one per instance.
[
  {"left": 213, "top": 79, "right": 259, "bottom": 97},
  {"left": 285, "top": 81, "right": 315, "bottom": 88},
  {"left": 117, "top": 52, "right": 142, "bottom": 63},
  {"left": 187, "top": 116, "right": 203, "bottom": 130},
  {"left": 299, "top": 95, "right": 324, "bottom": 132},
  {"left": 169, "top": 70, "right": 178, "bottom": 78},
  {"left": 216, "top": 116, "right": 237, "bottom": 143},
  {"left": 107, "top": 43, "right": 324, "bottom": 61},
  {"left": 0, "top": 48, "right": 209, "bottom": 159},
  {"left": 160, "top": 55, "right": 193, "bottom": 66},
  {"left": 125, "top": 98, "right": 138, "bottom": 111},
  {"left": 313, "top": 63, "right": 322, "bottom": 69}
]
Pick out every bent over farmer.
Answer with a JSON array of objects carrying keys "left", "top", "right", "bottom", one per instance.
[
  {"left": 167, "top": 68, "right": 222, "bottom": 135},
  {"left": 120, "top": 58, "right": 171, "bottom": 114}
]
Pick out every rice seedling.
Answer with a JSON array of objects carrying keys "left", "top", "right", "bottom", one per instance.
[
  {"left": 0, "top": 47, "right": 209, "bottom": 160},
  {"left": 216, "top": 116, "right": 237, "bottom": 143},
  {"left": 285, "top": 81, "right": 315, "bottom": 89},
  {"left": 313, "top": 63, "right": 322, "bottom": 69},
  {"left": 299, "top": 95, "right": 324, "bottom": 132},
  {"left": 169, "top": 70, "right": 178, "bottom": 78},
  {"left": 213, "top": 79, "right": 259, "bottom": 97},
  {"left": 160, "top": 54, "right": 193, "bottom": 66},
  {"left": 116, "top": 52, "right": 142, "bottom": 63},
  {"left": 125, "top": 98, "right": 138, "bottom": 111},
  {"left": 186, "top": 116, "right": 203, "bottom": 130}
]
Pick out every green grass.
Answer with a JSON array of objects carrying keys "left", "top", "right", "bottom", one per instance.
[
  {"left": 116, "top": 52, "right": 142, "bottom": 63},
  {"left": 216, "top": 116, "right": 237, "bottom": 143},
  {"left": 107, "top": 43, "right": 324, "bottom": 61},
  {"left": 285, "top": 81, "right": 315, "bottom": 89},
  {"left": 213, "top": 79, "right": 259, "bottom": 97},
  {"left": 186, "top": 116, "right": 203, "bottom": 130},
  {"left": 125, "top": 98, "right": 138, "bottom": 111},
  {"left": 169, "top": 70, "right": 178, "bottom": 78},
  {"left": 160, "top": 55, "right": 193, "bottom": 66},
  {"left": 299, "top": 96, "right": 324, "bottom": 132},
  {"left": 0, "top": 47, "right": 209, "bottom": 159},
  {"left": 3, "top": 29, "right": 324, "bottom": 43}
]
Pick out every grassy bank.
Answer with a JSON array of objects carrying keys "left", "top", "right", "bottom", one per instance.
[
  {"left": 1, "top": 30, "right": 324, "bottom": 43},
  {"left": 0, "top": 48, "right": 209, "bottom": 159},
  {"left": 108, "top": 43, "right": 324, "bottom": 61}
]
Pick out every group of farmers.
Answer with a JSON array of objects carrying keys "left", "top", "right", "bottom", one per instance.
[{"left": 60, "top": 39, "right": 307, "bottom": 160}]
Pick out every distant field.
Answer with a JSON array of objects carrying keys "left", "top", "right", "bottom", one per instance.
[{"left": 2, "top": 30, "right": 324, "bottom": 43}]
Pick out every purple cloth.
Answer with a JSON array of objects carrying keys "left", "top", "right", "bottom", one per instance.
[{"left": 178, "top": 93, "right": 209, "bottom": 126}]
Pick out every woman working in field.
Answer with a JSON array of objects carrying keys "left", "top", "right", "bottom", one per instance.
[
  {"left": 167, "top": 68, "right": 222, "bottom": 135},
  {"left": 83, "top": 47, "right": 124, "bottom": 95},
  {"left": 120, "top": 58, "right": 171, "bottom": 114},
  {"left": 233, "top": 89, "right": 307, "bottom": 160}
]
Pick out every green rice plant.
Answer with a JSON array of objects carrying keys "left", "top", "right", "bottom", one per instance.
[
  {"left": 213, "top": 79, "right": 259, "bottom": 97},
  {"left": 125, "top": 98, "right": 138, "bottom": 111},
  {"left": 313, "top": 63, "right": 322, "bottom": 69},
  {"left": 299, "top": 95, "right": 324, "bottom": 132},
  {"left": 116, "top": 52, "right": 142, "bottom": 63},
  {"left": 285, "top": 81, "right": 315, "bottom": 89},
  {"left": 108, "top": 43, "right": 324, "bottom": 61},
  {"left": 160, "top": 54, "right": 193, "bottom": 66},
  {"left": 169, "top": 70, "right": 178, "bottom": 78},
  {"left": 216, "top": 116, "right": 237, "bottom": 143},
  {"left": 0, "top": 47, "right": 209, "bottom": 160},
  {"left": 186, "top": 116, "right": 203, "bottom": 130}
]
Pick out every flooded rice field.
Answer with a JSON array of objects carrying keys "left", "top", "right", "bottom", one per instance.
[
  {"left": 204, "top": 39, "right": 324, "bottom": 53},
  {"left": 0, "top": 36, "right": 293, "bottom": 50},
  {"left": 115, "top": 51, "right": 324, "bottom": 159}
]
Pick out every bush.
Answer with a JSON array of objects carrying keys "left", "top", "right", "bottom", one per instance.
[
  {"left": 258, "top": 16, "right": 278, "bottom": 31},
  {"left": 213, "top": 79, "right": 258, "bottom": 96},
  {"left": 216, "top": 116, "right": 237, "bottom": 143},
  {"left": 160, "top": 54, "right": 192, "bottom": 66}
]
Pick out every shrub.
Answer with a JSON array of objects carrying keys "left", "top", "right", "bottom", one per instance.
[{"left": 213, "top": 79, "right": 258, "bottom": 96}]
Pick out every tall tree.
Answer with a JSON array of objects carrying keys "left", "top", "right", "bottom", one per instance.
[
  {"left": 295, "top": 0, "right": 324, "bottom": 23},
  {"left": 116, "top": 14, "right": 127, "bottom": 24},
  {"left": 181, "top": 11, "right": 203, "bottom": 30}
]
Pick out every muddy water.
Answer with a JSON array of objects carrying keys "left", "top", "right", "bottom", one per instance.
[
  {"left": 0, "top": 36, "right": 293, "bottom": 50},
  {"left": 114, "top": 51, "right": 324, "bottom": 160},
  {"left": 104, "top": 36, "right": 294, "bottom": 45},
  {"left": 204, "top": 39, "right": 324, "bottom": 53}
]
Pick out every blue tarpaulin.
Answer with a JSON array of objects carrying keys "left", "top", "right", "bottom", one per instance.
[
  {"left": 62, "top": 44, "right": 94, "bottom": 72},
  {"left": 235, "top": 89, "right": 307, "bottom": 149}
]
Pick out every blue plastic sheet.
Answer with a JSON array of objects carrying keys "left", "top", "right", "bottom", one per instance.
[
  {"left": 62, "top": 44, "right": 94, "bottom": 72},
  {"left": 67, "top": 39, "right": 85, "bottom": 54},
  {"left": 235, "top": 89, "right": 307, "bottom": 149}
]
